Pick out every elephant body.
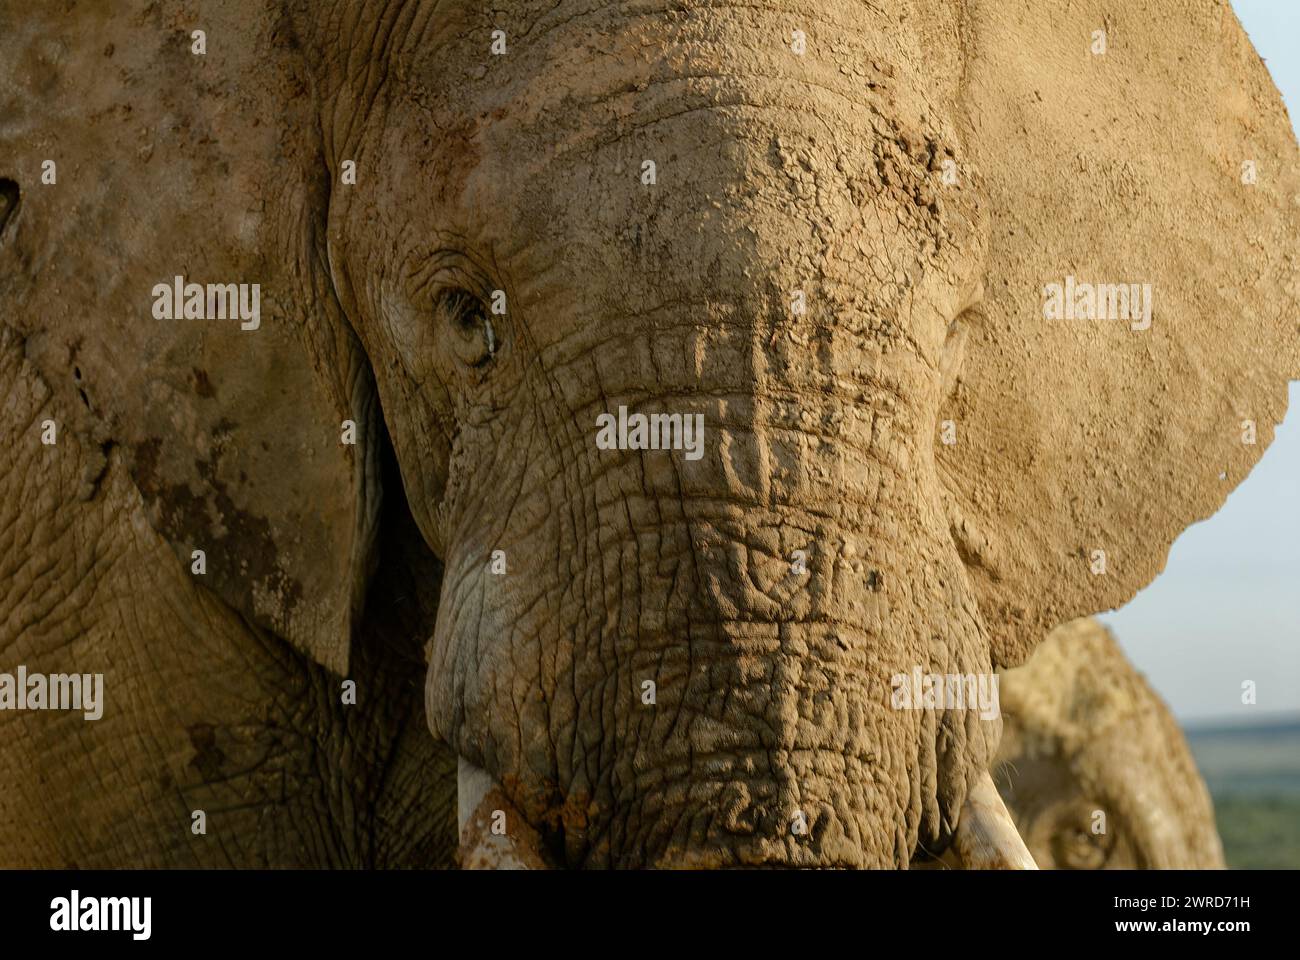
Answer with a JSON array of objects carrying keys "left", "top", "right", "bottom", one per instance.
[{"left": 0, "top": 0, "right": 1295, "bottom": 868}]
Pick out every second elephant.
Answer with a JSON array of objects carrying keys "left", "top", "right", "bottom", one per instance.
[{"left": 995, "top": 619, "right": 1224, "bottom": 869}]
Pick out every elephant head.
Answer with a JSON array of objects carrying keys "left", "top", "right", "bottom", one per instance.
[
  {"left": 1, "top": 0, "right": 1295, "bottom": 868},
  {"left": 994, "top": 618, "right": 1225, "bottom": 869}
]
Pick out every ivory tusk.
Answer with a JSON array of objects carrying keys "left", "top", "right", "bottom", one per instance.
[
  {"left": 457, "top": 756, "right": 549, "bottom": 870},
  {"left": 952, "top": 770, "right": 1038, "bottom": 869}
]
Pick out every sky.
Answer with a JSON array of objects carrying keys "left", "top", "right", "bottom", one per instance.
[{"left": 1098, "top": 1, "right": 1299, "bottom": 724}]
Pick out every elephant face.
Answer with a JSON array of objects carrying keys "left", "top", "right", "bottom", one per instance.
[
  {"left": 323, "top": 5, "right": 993, "bottom": 867},
  {"left": 995, "top": 619, "right": 1225, "bottom": 870},
  {"left": 2, "top": 0, "right": 1294, "bottom": 868}
]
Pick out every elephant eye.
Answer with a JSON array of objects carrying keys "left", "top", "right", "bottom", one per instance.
[
  {"left": 1053, "top": 819, "right": 1114, "bottom": 870},
  {"left": 435, "top": 287, "right": 497, "bottom": 369}
]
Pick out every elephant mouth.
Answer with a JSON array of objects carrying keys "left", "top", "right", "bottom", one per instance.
[
  {"left": 456, "top": 756, "right": 1034, "bottom": 869},
  {"left": 429, "top": 519, "right": 1010, "bottom": 867}
]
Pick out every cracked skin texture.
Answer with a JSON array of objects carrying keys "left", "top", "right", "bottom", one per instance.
[
  {"left": 0, "top": 0, "right": 1296, "bottom": 868},
  {"left": 0, "top": 329, "right": 456, "bottom": 867}
]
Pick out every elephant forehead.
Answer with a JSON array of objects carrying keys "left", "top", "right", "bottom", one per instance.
[
  {"left": 454, "top": 0, "right": 966, "bottom": 172},
  {"left": 398, "top": 1, "right": 970, "bottom": 210},
  {"left": 460, "top": 77, "right": 973, "bottom": 349},
  {"left": 348, "top": 3, "right": 983, "bottom": 342},
  {"left": 470, "top": 107, "right": 925, "bottom": 292},
  {"left": 479, "top": 0, "right": 964, "bottom": 107}
]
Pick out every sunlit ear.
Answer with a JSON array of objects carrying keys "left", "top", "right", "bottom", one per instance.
[
  {"left": 946, "top": 0, "right": 1299, "bottom": 667},
  {"left": 0, "top": 0, "right": 380, "bottom": 672}
]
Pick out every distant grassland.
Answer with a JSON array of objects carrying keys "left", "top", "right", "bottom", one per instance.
[{"left": 1184, "top": 717, "right": 1300, "bottom": 869}]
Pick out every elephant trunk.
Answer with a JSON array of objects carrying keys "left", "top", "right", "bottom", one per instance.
[{"left": 430, "top": 369, "right": 1006, "bottom": 866}]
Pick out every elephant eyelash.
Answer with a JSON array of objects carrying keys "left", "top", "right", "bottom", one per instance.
[{"left": 435, "top": 287, "right": 498, "bottom": 368}]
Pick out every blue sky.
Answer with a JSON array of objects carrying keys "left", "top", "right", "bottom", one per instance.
[{"left": 1098, "top": 1, "right": 1299, "bottom": 724}]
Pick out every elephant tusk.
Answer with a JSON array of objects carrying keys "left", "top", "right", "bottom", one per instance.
[
  {"left": 457, "top": 757, "right": 550, "bottom": 869},
  {"left": 951, "top": 770, "right": 1038, "bottom": 870}
]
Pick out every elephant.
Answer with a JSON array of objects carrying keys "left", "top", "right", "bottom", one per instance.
[
  {"left": 0, "top": 0, "right": 1295, "bottom": 869},
  {"left": 993, "top": 618, "right": 1224, "bottom": 869}
]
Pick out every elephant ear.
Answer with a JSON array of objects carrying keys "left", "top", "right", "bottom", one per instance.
[
  {"left": 0, "top": 1, "right": 377, "bottom": 673},
  {"left": 945, "top": 0, "right": 1299, "bottom": 666}
]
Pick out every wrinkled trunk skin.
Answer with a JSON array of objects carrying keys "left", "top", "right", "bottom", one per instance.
[
  {"left": 328, "top": 4, "right": 995, "bottom": 866},
  {"left": 431, "top": 384, "right": 997, "bottom": 867}
]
